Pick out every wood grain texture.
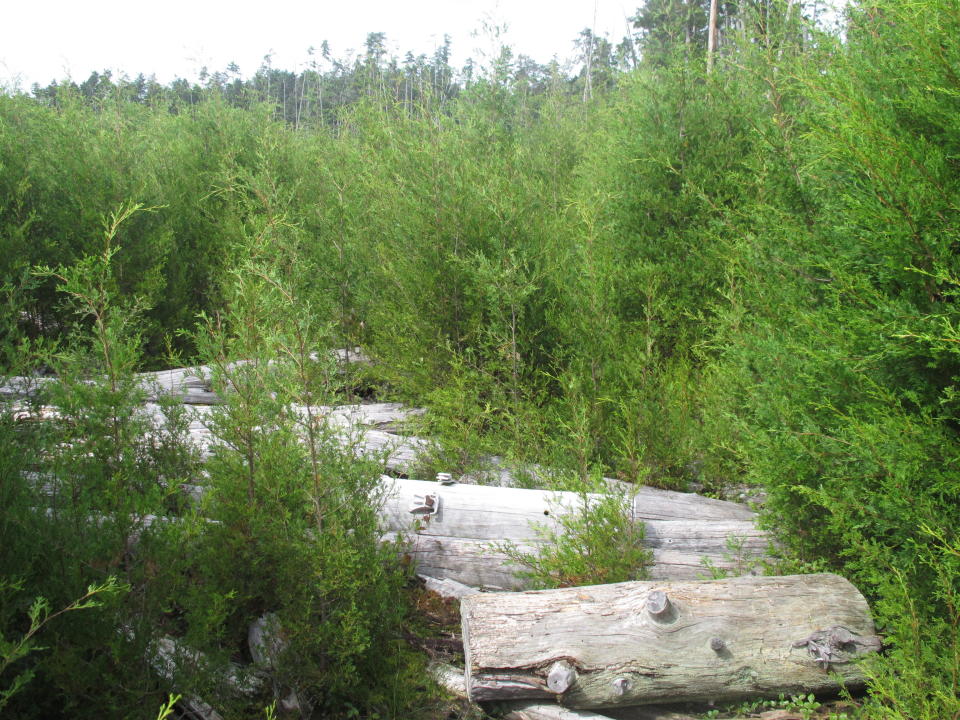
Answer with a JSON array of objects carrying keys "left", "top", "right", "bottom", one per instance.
[{"left": 462, "top": 574, "right": 878, "bottom": 708}]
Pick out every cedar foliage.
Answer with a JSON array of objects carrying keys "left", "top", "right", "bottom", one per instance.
[{"left": 2, "top": 1, "right": 959, "bottom": 717}]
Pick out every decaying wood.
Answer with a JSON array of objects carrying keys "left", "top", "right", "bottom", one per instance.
[
  {"left": 461, "top": 574, "right": 880, "bottom": 708},
  {"left": 383, "top": 479, "right": 768, "bottom": 586}
]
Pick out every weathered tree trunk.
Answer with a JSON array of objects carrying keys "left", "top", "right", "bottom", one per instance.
[
  {"left": 383, "top": 479, "right": 767, "bottom": 587},
  {"left": 462, "top": 574, "right": 880, "bottom": 708}
]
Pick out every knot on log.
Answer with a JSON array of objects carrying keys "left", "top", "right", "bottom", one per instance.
[
  {"left": 546, "top": 660, "right": 577, "bottom": 694},
  {"left": 645, "top": 590, "right": 676, "bottom": 622},
  {"left": 792, "top": 626, "right": 881, "bottom": 670}
]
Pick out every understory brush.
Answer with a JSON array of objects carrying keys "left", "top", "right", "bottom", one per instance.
[{"left": 499, "top": 474, "right": 651, "bottom": 588}]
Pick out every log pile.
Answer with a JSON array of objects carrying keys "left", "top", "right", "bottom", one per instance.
[
  {"left": 5, "top": 354, "right": 881, "bottom": 714},
  {"left": 10, "top": 357, "right": 772, "bottom": 588}
]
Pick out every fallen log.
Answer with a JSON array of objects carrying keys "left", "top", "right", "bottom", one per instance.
[
  {"left": 382, "top": 479, "right": 755, "bottom": 533},
  {"left": 393, "top": 534, "right": 764, "bottom": 589},
  {"left": 160, "top": 475, "right": 766, "bottom": 585},
  {"left": 461, "top": 574, "right": 880, "bottom": 708},
  {"left": 139, "top": 402, "right": 430, "bottom": 472},
  {"left": 383, "top": 479, "right": 768, "bottom": 586}
]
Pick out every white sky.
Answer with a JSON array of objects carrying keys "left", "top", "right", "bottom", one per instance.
[{"left": 1, "top": 1, "right": 638, "bottom": 91}]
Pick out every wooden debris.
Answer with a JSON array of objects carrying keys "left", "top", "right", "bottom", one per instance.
[
  {"left": 461, "top": 574, "right": 880, "bottom": 708},
  {"left": 383, "top": 479, "right": 768, "bottom": 586}
]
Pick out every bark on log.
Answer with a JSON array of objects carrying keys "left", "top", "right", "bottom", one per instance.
[{"left": 461, "top": 574, "right": 880, "bottom": 708}]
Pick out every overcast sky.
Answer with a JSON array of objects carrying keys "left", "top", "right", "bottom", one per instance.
[{"left": 1, "top": 0, "right": 637, "bottom": 90}]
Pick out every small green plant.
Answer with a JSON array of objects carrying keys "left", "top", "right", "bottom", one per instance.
[
  {"left": 699, "top": 534, "right": 768, "bottom": 579},
  {"left": 730, "top": 693, "right": 822, "bottom": 720},
  {"left": 498, "top": 479, "right": 651, "bottom": 588},
  {"left": 155, "top": 694, "right": 182, "bottom": 720},
  {"left": 0, "top": 577, "right": 125, "bottom": 711}
]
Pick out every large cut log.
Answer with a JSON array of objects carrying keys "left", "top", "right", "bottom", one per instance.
[
  {"left": 461, "top": 574, "right": 880, "bottom": 708},
  {"left": 382, "top": 479, "right": 767, "bottom": 586}
]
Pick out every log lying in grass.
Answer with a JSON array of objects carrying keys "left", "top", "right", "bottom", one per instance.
[
  {"left": 420, "top": 575, "right": 481, "bottom": 600},
  {"left": 382, "top": 478, "right": 755, "bottom": 533},
  {"left": 382, "top": 479, "right": 768, "bottom": 586},
  {"left": 461, "top": 574, "right": 881, "bottom": 708}
]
